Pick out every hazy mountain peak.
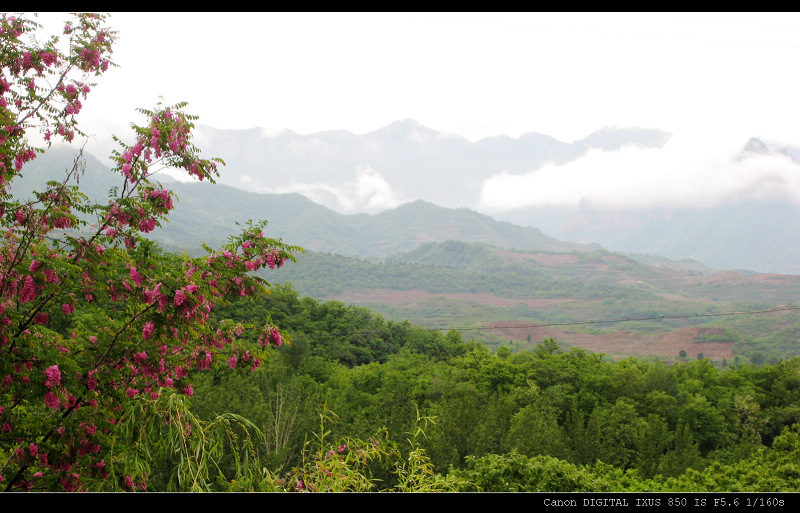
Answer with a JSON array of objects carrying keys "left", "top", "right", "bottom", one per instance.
[
  {"left": 737, "top": 137, "right": 800, "bottom": 165},
  {"left": 743, "top": 137, "right": 770, "bottom": 154},
  {"left": 375, "top": 118, "right": 427, "bottom": 134},
  {"left": 576, "top": 125, "right": 672, "bottom": 150},
  {"left": 372, "top": 119, "right": 467, "bottom": 143}
]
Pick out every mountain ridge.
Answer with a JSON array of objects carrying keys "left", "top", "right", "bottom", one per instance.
[
  {"left": 20, "top": 114, "right": 800, "bottom": 274},
  {"left": 17, "top": 146, "right": 602, "bottom": 260},
  {"left": 193, "top": 121, "right": 673, "bottom": 211}
]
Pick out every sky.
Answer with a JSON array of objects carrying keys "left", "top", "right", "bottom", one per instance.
[{"left": 26, "top": 12, "right": 800, "bottom": 213}]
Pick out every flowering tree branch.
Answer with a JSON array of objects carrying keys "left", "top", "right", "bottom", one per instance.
[{"left": 0, "top": 13, "right": 302, "bottom": 491}]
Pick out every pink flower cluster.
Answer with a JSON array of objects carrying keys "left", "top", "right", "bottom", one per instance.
[
  {"left": 148, "top": 188, "right": 173, "bottom": 214},
  {"left": 44, "top": 365, "right": 61, "bottom": 388},
  {"left": 57, "top": 82, "right": 90, "bottom": 118},
  {"left": 0, "top": 14, "right": 301, "bottom": 488},
  {"left": 259, "top": 326, "right": 282, "bottom": 348},
  {"left": 142, "top": 322, "right": 155, "bottom": 340}
]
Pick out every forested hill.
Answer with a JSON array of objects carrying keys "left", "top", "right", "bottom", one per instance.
[
  {"left": 20, "top": 146, "right": 600, "bottom": 258},
  {"left": 263, "top": 241, "right": 800, "bottom": 365}
]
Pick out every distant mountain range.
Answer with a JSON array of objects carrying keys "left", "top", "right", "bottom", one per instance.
[
  {"left": 17, "top": 117, "right": 800, "bottom": 274},
  {"left": 498, "top": 136, "right": 800, "bottom": 274},
  {"left": 16, "top": 147, "right": 599, "bottom": 259},
  {"left": 191, "top": 121, "right": 800, "bottom": 273},
  {"left": 498, "top": 201, "right": 800, "bottom": 274},
  {"left": 14, "top": 139, "right": 800, "bottom": 363},
  {"left": 193, "top": 121, "right": 672, "bottom": 212}
]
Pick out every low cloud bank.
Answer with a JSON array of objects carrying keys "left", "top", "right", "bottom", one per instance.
[
  {"left": 268, "top": 165, "right": 404, "bottom": 214},
  {"left": 477, "top": 134, "right": 800, "bottom": 213}
]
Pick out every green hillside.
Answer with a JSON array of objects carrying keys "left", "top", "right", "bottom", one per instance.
[
  {"left": 264, "top": 241, "right": 800, "bottom": 364},
  {"left": 21, "top": 148, "right": 800, "bottom": 365},
  {"left": 19, "top": 147, "right": 599, "bottom": 258}
]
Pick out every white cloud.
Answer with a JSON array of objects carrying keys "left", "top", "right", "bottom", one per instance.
[
  {"left": 268, "top": 165, "right": 403, "bottom": 214},
  {"left": 477, "top": 134, "right": 800, "bottom": 213}
]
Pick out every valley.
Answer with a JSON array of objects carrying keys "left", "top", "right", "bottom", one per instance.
[
  {"left": 23, "top": 145, "right": 800, "bottom": 367},
  {"left": 266, "top": 244, "right": 800, "bottom": 366}
]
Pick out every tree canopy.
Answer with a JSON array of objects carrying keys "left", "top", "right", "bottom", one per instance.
[{"left": 0, "top": 12, "right": 300, "bottom": 491}]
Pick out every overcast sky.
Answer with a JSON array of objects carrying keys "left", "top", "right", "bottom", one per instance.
[{"left": 29, "top": 12, "right": 800, "bottom": 212}]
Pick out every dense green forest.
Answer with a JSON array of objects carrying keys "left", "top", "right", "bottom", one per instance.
[{"left": 141, "top": 283, "right": 800, "bottom": 491}]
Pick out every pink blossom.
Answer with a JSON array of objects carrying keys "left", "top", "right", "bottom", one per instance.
[
  {"left": 43, "top": 269, "right": 58, "bottom": 283},
  {"left": 143, "top": 288, "right": 156, "bottom": 305},
  {"left": 52, "top": 216, "right": 71, "bottom": 229},
  {"left": 44, "top": 392, "right": 59, "bottom": 409},
  {"left": 21, "top": 51, "right": 33, "bottom": 70},
  {"left": 39, "top": 51, "right": 56, "bottom": 66},
  {"left": 129, "top": 266, "right": 143, "bottom": 286},
  {"left": 142, "top": 322, "right": 154, "bottom": 340},
  {"left": 79, "top": 47, "right": 101, "bottom": 71},
  {"left": 174, "top": 289, "right": 186, "bottom": 306},
  {"left": 44, "top": 365, "right": 61, "bottom": 388},
  {"left": 62, "top": 303, "right": 74, "bottom": 315},
  {"left": 270, "top": 326, "right": 282, "bottom": 347},
  {"left": 138, "top": 217, "right": 156, "bottom": 233},
  {"left": 19, "top": 275, "right": 36, "bottom": 303}
]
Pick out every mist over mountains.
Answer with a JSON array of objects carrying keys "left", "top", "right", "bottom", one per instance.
[
  {"left": 16, "top": 148, "right": 598, "bottom": 260},
  {"left": 190, "top": 121, "right": 800, "bottom": 274},
  {"left": 19, "top": 118, "right": 800, "bottom": 274},
  {"left": 192, "top": 121, "right": 673, "bottom": 213}
]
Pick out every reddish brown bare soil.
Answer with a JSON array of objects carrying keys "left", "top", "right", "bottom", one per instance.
[
  {"left": 333, "top": 289, "right": 570, "bottom": 308},
  {"left": 330, "top": 289, "right": 737, "bottom": 362},
  {"left": 495, "top": 250, "right": 580, "bottom": 266},
  {"left": 700, "top": 271, "right": 797, "bottom": 287},
  {"left": 493, "top": 323, "right": 735, "bottom": 362}
]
